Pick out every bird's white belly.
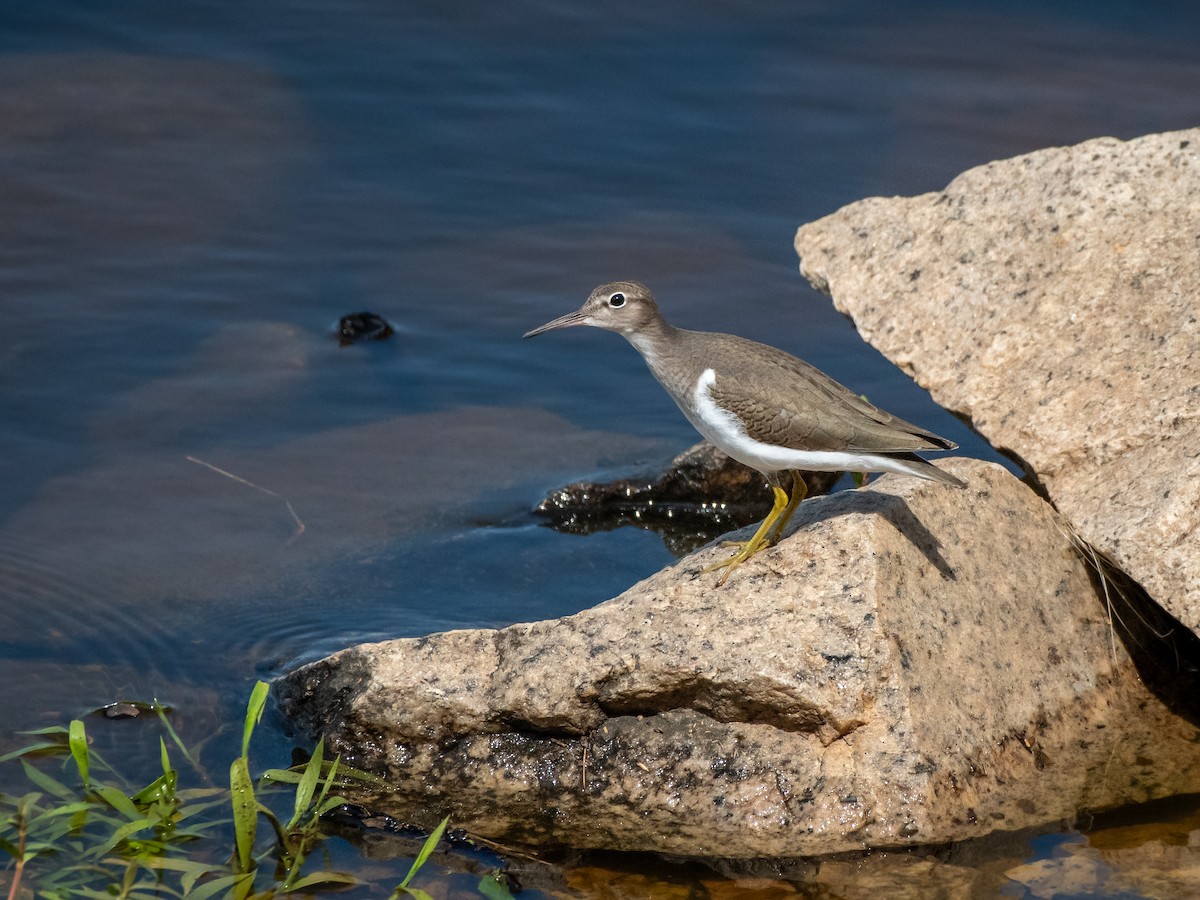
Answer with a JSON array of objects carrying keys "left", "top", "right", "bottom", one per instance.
[{"left": 689, "top": 368, "right": 916, "bottom": 477}]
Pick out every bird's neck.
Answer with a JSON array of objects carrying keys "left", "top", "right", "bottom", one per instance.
[
  {"left": 623, "top": 315, "right": 678, "bottom": 363},
  {"left": 623, "top": 318, "right": 704, "bottom": 406}
]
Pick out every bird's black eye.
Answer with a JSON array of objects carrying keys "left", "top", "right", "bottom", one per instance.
[{"left": 609, "top": 292, "right": 626, "bottom": 308}]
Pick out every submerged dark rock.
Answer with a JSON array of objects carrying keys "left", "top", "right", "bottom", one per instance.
[
  {"left": 337, "top": 311, "right": 394, "bottom": 345},
  {"left": 534, "top": 441, "right": 839, "bottom": 555}
]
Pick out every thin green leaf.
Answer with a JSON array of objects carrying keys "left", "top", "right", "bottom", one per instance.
[
  {"left": 92, "top": 817, "right": 156, "bottom": 857},
  {"left": 81, "top": 744, "right": 127, "bottom": 785},
  {"left": 20, "top": 759, "right": 77, "bottom": 800},
  {"left": 173, "top": 797, "right": 228, "bottom": 822},
  {"left": 171, "top": 858, "right": 233, "bottom": 893},
  {"left": 254, "top": 800, "right": 283, "bottom": 829},
  {"left": 396, "top": 888, "right": 436, "bottom": 900},
  {"left": 94, "top": 784, "right": 141, "bottom": 820},
  {"left": 280, "top": 871, "right": 359, "bottom": 892},
  {"left": 182, "top": 872, "right": 252, "bottom": 900},
  {"left": 329, "top": 761, "right": 386, "bottom": 786},
  {"left": 231, "top": 869, "right": 255, "bottom": 900},
  {"left": 153, "top": 699, "right": 202, "bottom": 773},
  {"left": 123, "top": 857, "right": 227, "bottom": 898},
  {"left": 133, "top": 856, "right": 220, "bottom": 874},
  {"left": 0, "top": 740, "right": 68, "bottom": 763},
  {"left": 229, "top": 756, "right": 257, "bottom": 872},
  {"left": 132, "top": 769, "right": 177, "bottom": 805},
  {"left": 254, "top": 800, "right": 289, "bottom": 855},
  {"left": 15, "top": 790, "right": 44, "bottom": 808},
  {"left": 175, "top": 787, "right": 225, "bottom": 802},
  {"left": 262, "top": 759, "right": 383, "bottom": 788},
  {"left": 16, "top": 725, "right": 70, "bottom": 737},
  {"left": 69, "top": 719, "right": 90, "bottom": 788},
  {"left": 287, "top": 739, "right": 324, "bottom": 830},
  {"left": 260, "top": 767, "right": 303, "bottom": 784},
  {"left": 37, "top": 802, "right": 98, "bottom": 824},
  {"left": 398, "top": 816, "right": 449, "bottom": 889},
  {"left": 241, "top": 681, "right": 270, "bottom": 759},
  {"left": 283, "top": 844, "right": 309, "bottom": 890},
  {"left": 478, "top": 872, "right": 516, "bottom": 900},
  {"left": 314, "top": 754, "right": 339, "bottom": 811},
  {"left": 314, "top": 795, "right": 349, "bottom": 817}
]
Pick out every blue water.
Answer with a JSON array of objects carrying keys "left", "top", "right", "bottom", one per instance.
[{"left": 2, "top": 1, "right": 1199, "bottom": 894}]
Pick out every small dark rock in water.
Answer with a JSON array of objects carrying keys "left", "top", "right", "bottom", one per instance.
[
  {"left": 535, "top": 441, "right": 839, "bottom": 555},
  {"left": 337, "top": 311, "right": 394, "bottom": 345},
  {"left": 93, "top": 699, "right": 170, "bottom": 719}
]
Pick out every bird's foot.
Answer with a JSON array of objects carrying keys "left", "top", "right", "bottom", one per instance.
[
  {"left": 702, "top": 535, "right": 772, "bottom": 586},
  {"left": 704, "top": 480, "right": 802, "bottom": 586},
  {"left": 716, "top": 533, "right": 781, "bottom": 550}
]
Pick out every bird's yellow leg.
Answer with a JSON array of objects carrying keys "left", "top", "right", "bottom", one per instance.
[
  {"left": 704, "top": 485, "right": 789, "bottom": 585},
  {"left": 767, "top": 472, "right": 807, "bottom": 545}
]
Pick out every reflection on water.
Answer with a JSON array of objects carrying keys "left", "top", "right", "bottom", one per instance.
[{"left": 2, "top": 0, "right": 1199, "bottom": 894}]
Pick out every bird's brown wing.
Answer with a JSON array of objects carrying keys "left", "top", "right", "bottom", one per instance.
[{"left": 705, "top": 336, "right": 956, "bottom": 454}]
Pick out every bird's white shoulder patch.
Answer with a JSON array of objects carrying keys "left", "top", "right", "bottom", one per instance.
[
  {"left": 691, "top": 368, "right": 751, "bottom": 446},
  {"left": 689, "top": 366, "right": 932, "bottom": 478}
]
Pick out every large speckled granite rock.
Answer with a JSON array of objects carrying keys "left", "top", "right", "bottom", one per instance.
[
  {"left": 276, "top": 460, "right": 1200, "bottom": 857},
  {"left": 794, "top": 128, "right": 1200, "bottom": 637}
]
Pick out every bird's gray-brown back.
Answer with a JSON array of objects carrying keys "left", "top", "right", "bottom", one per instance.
[{"left": 636, "top": 327, "right": 955, "bottom": 455}]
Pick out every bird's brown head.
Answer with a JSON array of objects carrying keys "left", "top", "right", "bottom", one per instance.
[{"left": 523, "top": 281, "right": 664, "bottom": 339}]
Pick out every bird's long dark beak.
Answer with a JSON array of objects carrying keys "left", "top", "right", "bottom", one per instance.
[{"left": 523, "top": 309, "right": 589, "bottom": 338}]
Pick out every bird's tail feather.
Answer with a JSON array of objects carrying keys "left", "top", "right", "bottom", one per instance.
[{"left": 891, "top": 453, "right": 967, "bottom": 488}]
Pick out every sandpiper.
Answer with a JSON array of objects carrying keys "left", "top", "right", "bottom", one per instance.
[{"left": 525, "top": 281, "right": 965, "bottom": 584}]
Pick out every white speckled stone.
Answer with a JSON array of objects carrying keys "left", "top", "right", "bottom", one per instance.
[{"left": 795, "top": 128, "right": 1200, "bottom": 636}]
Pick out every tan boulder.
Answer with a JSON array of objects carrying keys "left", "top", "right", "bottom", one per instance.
[
  {"left": 794, "top": 127, "right": 1200, "bottom": 635},
  {"left": 277, "top": 460, "right": 1200, "bottom": 857}
]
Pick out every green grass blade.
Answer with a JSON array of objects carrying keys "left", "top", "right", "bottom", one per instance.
[
  {"left": 153, "top": 699, "right": 202, "bottom": 773},
  {"left": 79, "top": 744, "right": 127, "bottom": 786},
  {"left": 397, "top": 816, "right": 448, "bottom": 889},
  {"left": 93, "top": 784, "right": 141, "bottom": 820},
  {"left": 255, "top": 809, "right": 288, "bottom": 861},
  {"left": 182, "top": 872, "right": 252, "bottom": 900},
  {"left": 173, "top": 797, "right": 228, "bottom": 822},
  {"left": 241, "top": 681, "right": 269, "bottom": 760},
  {"left": 314, "top": 754, "right": 339, "bottom": 810},
  {"left": 478, "top": 872, "right": 516, "bottom": 899},
  {"left": 37, "top": 801, "right": 94, "bottom": 825},
  {"left": 259, "top": 767, "right": 302, "bottom": 784},
  {"left": 68, "top": 720, "right": 90, "bottom": 788},
  {"left": 20, "top": 759, "right": 77, "bottom": 801},
  {"left": 229, "top": 757, "right": 257, "bottom": 873},
  {"left": 314, "top": 795, "right": 349, "bottom": 817},
  {"left": 132, "top": 768, "right": 178, "bottom": 806},
  {"left": 92, "top": 817, "right": 156, "bottom": 857},
  {"left": 0, "top": 740, "right": 68, "bottom": 763},
  {"left": 328, "top": 761, "right": 386, "bottom": 786},
  {"left": 281, "top": 871, "right": 359, "bottom": 892},
  {"left": 287, "top": 739, "right": 323, "bottom": 830},
  {"left": 174, "top": 787, "right": 225, "bottom": 802},
  {"left": 262, "top": 759, "right": 383, "bottom": 788},
  {"left": 16, "top": 725, "right": 70, "bottom": 737}
]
